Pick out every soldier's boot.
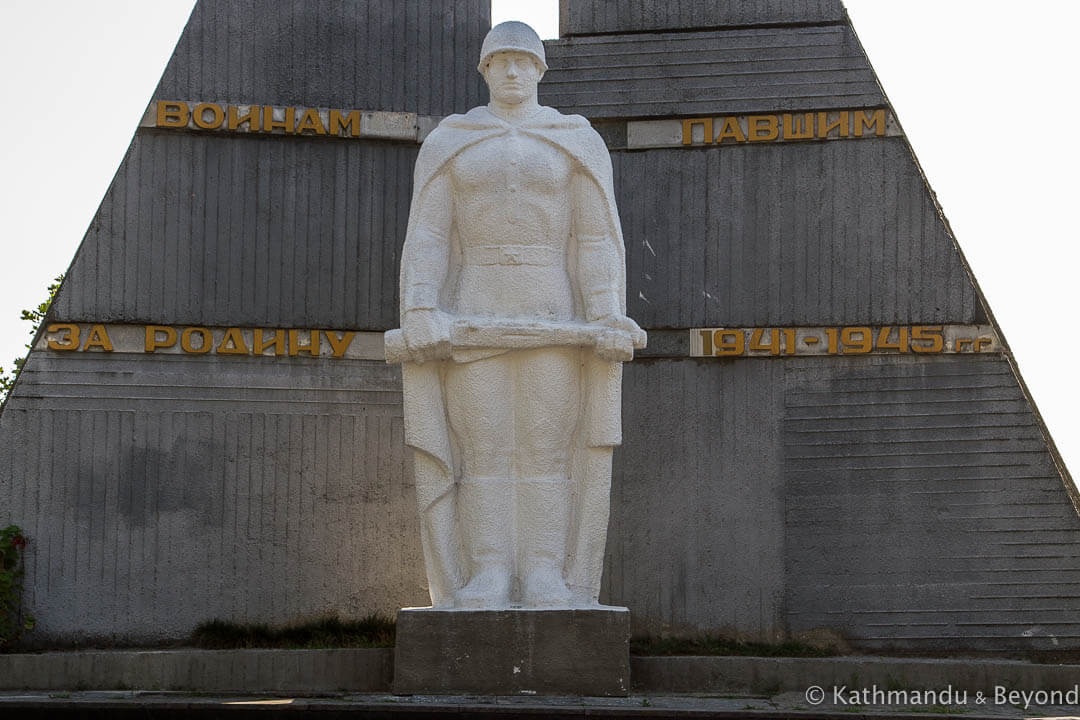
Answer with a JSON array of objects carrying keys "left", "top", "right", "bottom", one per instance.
[
  {"left": 454, "top": 477, "right": 513, "bottom": 608},
  {"left": 519, "top": 476, "right": 574, "bottom": 607}
]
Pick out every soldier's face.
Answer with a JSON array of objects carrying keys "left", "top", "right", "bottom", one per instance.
[{"left": 483, "top": 51, "right": 542, "bottom": 105}]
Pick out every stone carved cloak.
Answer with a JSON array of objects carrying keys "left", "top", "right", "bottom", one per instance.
[{"left": 399, "top": 105, "right": 626, "bottom": 606}]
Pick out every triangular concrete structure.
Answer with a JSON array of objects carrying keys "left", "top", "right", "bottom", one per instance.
[
  {"left": 544, "top": 0, "right": 1078, "bottom": 651},
  {"left": 1, "top": 0, "right": 1075, "bottom": 653},
  {"left": 1, "top": 0, "right": 490, "bottom": 643}
]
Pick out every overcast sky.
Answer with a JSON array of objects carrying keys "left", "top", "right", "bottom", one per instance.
[{"left": 0, "top": 1, "right": 1076, "bottom": 480}]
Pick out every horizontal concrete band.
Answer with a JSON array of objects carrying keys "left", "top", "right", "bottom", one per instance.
[
  {"left": 2, "top": 650, "right": 1078, "bottom": 695},
  {"left": 632, "top": 656, "right": 1080, "bottom": 695},
  {"left": 0, "top": 649, "right": 392, "bottom": 693}
]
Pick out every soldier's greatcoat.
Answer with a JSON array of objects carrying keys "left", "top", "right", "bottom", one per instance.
[{"left": 398, "top": 104, "right": 628, "bottom": 606}]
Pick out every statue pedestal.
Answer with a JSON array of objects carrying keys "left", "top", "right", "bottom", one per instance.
[{"left": 393, "top": 607, "right": 631, "bottom": 696}]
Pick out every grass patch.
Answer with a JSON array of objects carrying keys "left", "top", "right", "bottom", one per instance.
[
  {"left": 190, "top": 614, "right": 394, "bottom": 649},
  {"left": 631, "top": 635, "right": 837, "bottom": 658}
]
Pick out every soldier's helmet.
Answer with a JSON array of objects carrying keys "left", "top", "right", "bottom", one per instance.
[{"left": 477, "top": 21, "right": 548, "bottom": 73}]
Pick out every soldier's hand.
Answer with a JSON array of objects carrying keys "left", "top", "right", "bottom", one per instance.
[
  {"left": 594, "top": 329, "right": 634, "bottom": 361},
  {"left": 594, "top": 314, "right": 647, "bottom": 350},
  {"left": 403, "top": 309, "right": 453, "bottom": 363}
]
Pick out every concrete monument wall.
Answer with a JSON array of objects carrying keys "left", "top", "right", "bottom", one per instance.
[
  {"left": 0, "top": 0, "right": 488, "bottom": 643},
  {"left": 543, "top": 23, "right": 882, "bottom": 119},
  {"left": 550, "top": 0, "right": 1080, "bottom": 650},
  {"left": 1, "top": 0, "right": 1077, "bottom": 652}
]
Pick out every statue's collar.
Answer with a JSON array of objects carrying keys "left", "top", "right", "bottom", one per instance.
[
  {"left": 443, "top": 105, "right": 578, "bottom": 132},
  {"left": 483, "top": 103, "right": 545, "bottom": 126}
]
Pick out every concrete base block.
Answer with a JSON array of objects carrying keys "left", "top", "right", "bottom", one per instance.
[{"left": 393, "top": 607, "right": 631, "bottom": 696}]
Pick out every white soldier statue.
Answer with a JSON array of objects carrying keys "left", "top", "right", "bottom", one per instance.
[{"left": 385, "top": 21, "right": 645, "bottom": 609}]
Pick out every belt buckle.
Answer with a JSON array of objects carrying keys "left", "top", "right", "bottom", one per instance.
[{"left": 501, "top": 247, "right": 522, "bottom": 265}]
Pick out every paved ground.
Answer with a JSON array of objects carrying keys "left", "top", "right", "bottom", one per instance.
[{"left": 2, "top": 690, "right": 1079, "bottom": 718}]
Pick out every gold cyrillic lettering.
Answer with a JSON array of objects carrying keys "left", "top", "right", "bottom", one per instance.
[
  {"left": 854, "top": 108, "right": 886, "bottom": 137},
  {"left": 254, "top": 329, "right": 286, "bottom": 356},
  {"left": 288, "top": 329, "right": 320, "bottom": 357},
  {"left": 329, "top": 109, "right": 363, "bottom": 137},
  {"left": 325, "top": 331, "right": 355, "bottom": 358},
  {"left": 817, "top": 112, "right": 849, "bottom": 138},
  {"left": 681, "top": 118, "right": 713, "bottom": 145},
  {"left": 714, "top": 116, "right": 746, "bottom": 143},
  {"left": 217, "top": 327, "right": 250, "bottom": 355},
  {"left": 155, "top": 101, "right": 189, "bottom": 128},
  {"left": 47, "top": 323, "right": 80, "bottom": 351},
  {"left": 192, "top": 103, "right": 225, "bottom": 129},
  {"left": 82, "top": 324, "right": 113, "bottom": 352},
  {"left": 783, "top": 113, "right": 815, "bottom": 140},
  {"left": 263, "top": 106, "right": 296, "bottom": 133},
  {"left": 227, "top": 105, "right": 261, "bottom": 131},
  {"left": 747, "top": 115, "right": 779, "bottom": 142},
  {"left": 296, "top": 108, "right": 327, "bottom": 135},
  {"left": 144, "top": 325, "right": 177, "bottom": 352},
  {"left": 180, "top": 327, "right": 212, "bottom": 354}
]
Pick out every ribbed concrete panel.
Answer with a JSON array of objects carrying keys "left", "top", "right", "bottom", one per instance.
[
  {"left": 615, "top": 139, "right": 981, "bottom": 329},
  {"left": 784, "top": 355, "right": 1080, "bottom": 650},
  {"left": 53, "top": 133, "right": 414, "bottom": 330},
  {"left": 560, "top": 0, "right": 846, "bottom": 36},
  {"left": 154, "top": 0, "right": 489, "bottom": 115},
  {"left": 3, "top": 351, "right": 426, "bottom": 641},
  {"left": 541, "top": 25, "right": 882, "bottom": 119},
  {"left": 1, "top": 0, "right": 489, "bottom": 643},
  {"left": 605, "top": 359, "right": 786, "bottom": 638}
]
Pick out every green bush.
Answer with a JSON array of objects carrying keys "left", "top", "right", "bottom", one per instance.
[
  {"left": 0, "top": 525, "right": 35, "bottom": 649},
  {"left": 0, "top": 274, "right": 63, "bottom": 402}
]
